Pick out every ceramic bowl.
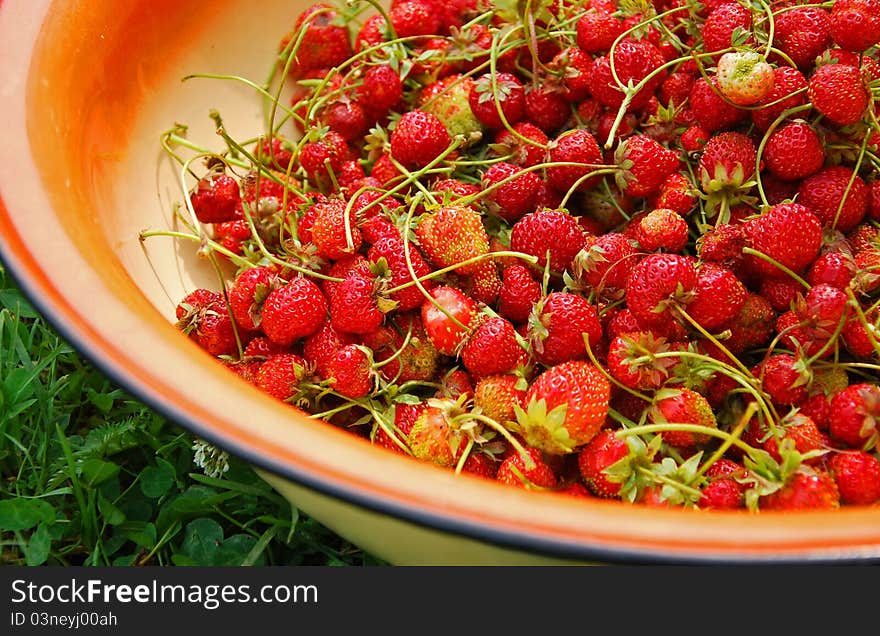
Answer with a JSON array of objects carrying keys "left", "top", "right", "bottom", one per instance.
[{"left": 3, "top": 0, "right": 880, "bottom": 565}]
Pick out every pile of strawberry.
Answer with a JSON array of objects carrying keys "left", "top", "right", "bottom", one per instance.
[{"left": 151, "top": 0, "right": 880, "bottom": 510}]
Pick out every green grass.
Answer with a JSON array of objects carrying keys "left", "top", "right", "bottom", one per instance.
[{"left": 0, "top": 264, "right": 382, "bottom": 566}]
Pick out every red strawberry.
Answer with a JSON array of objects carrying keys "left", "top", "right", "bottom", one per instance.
[
  {"left": 261, "top": 277, "right": 328, "bottom": 346},
  {"left": 807, "top": 251, "right": 856, "bottom": 290},
  {"left": 634, "top": 208, "right": 688, "bottom": 252},
  {"left": 481, "top": 161, "right": 543, "bottom": 223},
  {"left": 807, "top": 63, "right": 870, "bottom": 126},
  {"left": 649, "top": 388, "right": 717, "bottom": 448},
  {"left": 460, "top": 452, "right": 498, "bottom": 480},
  {"left": 496, "top": 447, "right": 558, "bottom": 488},
  {"left": 687, "top": 262, "right": 747, "bottom": 330},
  {"left": 830, "top": 0, "right": 880, "bottom": 52},
  {"left": 724, "top": 292, "right": 776, "bottom": 354},
  {"left": 774, "top": 6, "right": 832, "bottom": 69},
  {"left": 299, "top": 131, "right": 349, "bottom": 186},
  {"left": 797, "top": 166, "right": 868, "bottom": 232},
  {"left": 374, "top": 402, "right": 425, "bottom": 454},
  {"left": 647, "top": 173, "right": 697, "bottom": 216},
  {"left": 175, "top": 290, "right": 239, "bottom": 357},
  {"left": 325, "top": 344, "right": 373, "bottom": 399},
  {"left": 763, "top": 413, "right": 826, "bottom": 464},
  {"left": 255, "top": 353, "right": 308, "bottom": 402},
  {"left": 829, "top": 383, "right": 880, "bottom": 449},
  {"left": 304, "top": 321, "right": 356, "bottom": 378},
  {"left": 468, "top": 72, "right": 525, "bottom": 130},
  {"left": 624, "top": 253, "right": 698, "bottom": 336},
  {"left": 546, "top": 128, "right": 604, "bottom": 194},
  {"left": 228, "top": 266, "right": 280, "bottom": 332},
  {"left": 588, "top": 39, "right": 665, "bottom": 112},
  {"left": 759, "top": 277, "right": 802, "bottom": 312},
  {"left": 416, "top": 205, "right": 488, "bottom": 275},
  {"left": 498, "top": 264, "right": 542, "bottom": 324},
  {"left": 606, "top": 331, "right": 680, "bottom": 390},
  {"left": 828, "top": 450, "right": 880, "bottom": 504},
  {"left": 330, "top": 270, "right": 386, "bottom": 335},
  {"left": 389, "top": 0, "right": 440, "bottom": 37},
  {"left": 680, "top": 125, "right": 710, "bottom": 153},
  {"left": 514, "top": 361, "right": 611, "bottom": 454},
  {"left": 763, "top": 121, "right": 825, "bottom": 182},
  {"left": 529, "top": 292, "right": 603, "bottom": 367},
  {"left": 492, "top": 122, "right": 549, "bottom": 168},
  {"left": 698, "top": 131, "right": 756, "bottom": 195},
  {"left": 576, "top": 10, "right": 624, "bottom": 54},
  {"left": 572, "top": 232, "right": 640, "bottom": 297},
  {"left": 189, "top": 172, "right": 241, "bottom": 224},
  {"left": 743, "top": 203, "right": 823, "bottom": 279},
  {"left": 716, "top": 51, "right": 774, "bottom": 105},
  {"left": 750, "top": 65, "right": 808, "bottom": 131},
  {"left": 701, "top": 2, "right": 752, "bottom": 53},
  {"left": 461, "top": 317, "right": 523, "bottom": 378},
  {"left": 474, "top": 374, "right": 528, "bottom": 424},
  {"left": 614, "top": 135, "right": 679, "bottom": 198},
  {"left": 757, "top": 354, "right": 810, "bottom": 406},
  {"left": 310, "top": 199, "right": 363, "bottom": 260},
  {"left": 322, "top": 100, "right": 368, "bottom": 141},
  {"left": 509, "top": 208, "right": 588, "bottom": 274},
  {"left": 698, "top": 459, "right": 746, "bottom": 510},
  {"left": 759, "top": 468, "right": 839, "bottom": 510},
  {"left": 522, "top": 84, "right": 570, "bottom": 134},
  {"left": 281, "top": 4, "right": 353, "bottom": 77},
  {"left": 360, "top": 64, "right": 404, "bottom": 120},
  {"left": 243, "top": 336, "right": 288, "bottom": 360},
  {"left": 578, "top": 429, "right": 629, "bottom": 498},
  {"left": 689, "top": 77, "right": 746, "bottom": 132},
  {"left": 390, "top": 109, "right": 451, "bottom": 169},
  {"left": 367, "top": 236, "right": 435, "bottom": 312},
  {"left": 420, "top": 286, "right": 480, "bottom": 355}
]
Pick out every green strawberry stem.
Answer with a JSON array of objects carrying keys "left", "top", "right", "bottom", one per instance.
[
  {"left": 617, "top": 422, "right": 762, "bottom": 459},
  {"left": 138, "top": 229, "right": 254, "bottom": 271},
  {"left": 456, "top": 412, "right": 536, "bottom": 470},
  {"left": 832, "top": 129, "right": 870, "bottom": 232},
  {"left": 558, "top": 168, "right": 619, "bottom": 209},
  {"left": 384, "top": 250, "right": 538, "bottom": 294},
  {"left": 752, "top": 0, "right": 778, "bottom": 59},
  {"left": 675, "top": 308, "right": 753, "bottom": 377},
  {"left": 400, "top": 195, "right": 471, "bottom": 333},
  {"left": 454, "top": 437, "right": 476, "bottom": 474},
  {"left": 371, "top": 322, "right": 414, "bottom": 370},
  {"left": 207, "top": 251, "right": 246, "bottom": 360},
  {"left": 695, "top": 400, "right": 759, "bottom": 480},
  {"left": 635, "top": 465, "right": 703, "bottom": 501},
  {"left": 582, "top": 333, "right": 654, "bottom": 403},
  {"left": 804, "top": 306, "right": 850, "bottom": 366},
  {"left": 183, "top": 73, "right": 302, "bottom": 128},
  {"left": 740, "top": 247, "right": 811, "bottom": 290},
  {"left": 635, "top": 349, "right": 780, "bottom": 433},
  {"left": 239, "top": 200, "right": 345, "bottom": 282},
  {"left": 846, "top": 287, "right": 880, "bottom": 359}
]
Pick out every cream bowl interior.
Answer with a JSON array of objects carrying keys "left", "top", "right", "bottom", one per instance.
[{"left": 3, "top": 0, "right": 880, "bottom": 564}]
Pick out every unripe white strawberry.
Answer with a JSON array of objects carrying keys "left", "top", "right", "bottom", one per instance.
[{"left": 716, "top": 51, "right": 774, "bottom": 106}]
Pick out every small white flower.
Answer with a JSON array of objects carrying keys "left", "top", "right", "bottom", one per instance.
[{"left": 192, "top": 438, "right": 230, "bottom": 478}]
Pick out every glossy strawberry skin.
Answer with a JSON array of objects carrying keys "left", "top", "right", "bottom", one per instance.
[
  {"left": 577, "top": 429, "right": 629, "bottom": 498},
  {"left": 259, "top": 277, "right": 327, "bottom": 345},
  {"left": 509, "top": 208, "right": 587, "bottom": 274},
  {"left": 828, "top": 451, "right": 880, "bottom": 505},
  {"left": 743, "top": 203, "right": 823, "bottom": 279},
  {"left": 420, "top": 286, "right": 480, "bottom": 355},
  {"left": 530, "top": 292, "right": 603, "bottom": 367}
]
